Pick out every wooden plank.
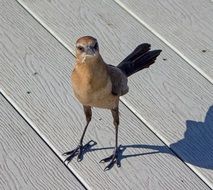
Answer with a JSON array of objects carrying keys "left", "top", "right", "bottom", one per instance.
[
  {"left": 0, "top": 94, "right": 85, "bottom": 190},
  {"left": 115, "top": 0, "right": 213, "bottom": 83},
  {"left": 15, "top": 0, "right": 213, "bottom": 188},
  {"left": 0, "top": 0, "right": 210, "bottom": 189}
]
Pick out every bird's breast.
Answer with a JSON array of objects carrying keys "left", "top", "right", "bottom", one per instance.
[{"left": 71, "top": 68, "right": 118, "bottom": 109}]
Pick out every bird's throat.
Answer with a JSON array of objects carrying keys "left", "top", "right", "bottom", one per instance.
[{"left": 75, "top": 56, "right": 108, "bottom": 89}]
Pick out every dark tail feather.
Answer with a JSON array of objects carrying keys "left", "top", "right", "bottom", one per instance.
[
  {"left": 121, "top": 43, "right": 151, "bottom": 63},
  {"left": 117, "top": 44, "right": 162, "bottom": 77}
]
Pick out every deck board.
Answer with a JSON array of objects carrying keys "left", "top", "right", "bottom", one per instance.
[
  {"left": 116, "top": 0, "right": 213, "bottom": 83},
  {"left": 0, "top": 0, "right": 211, "bottom": 189},
  {"left": 15, "top": 0, "right": 213, "bottom": 188},
  {"left": 0, "top": 94, "right": 85, "bottom": 190}
]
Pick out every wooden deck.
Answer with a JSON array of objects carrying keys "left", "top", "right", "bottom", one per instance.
[{"left": 0, "top": 0, "right": 213, "bottom": 189}]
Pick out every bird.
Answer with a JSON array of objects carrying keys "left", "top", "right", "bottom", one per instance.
[{"left": 63, "top": 36, "right": 162, "bottom": 171}]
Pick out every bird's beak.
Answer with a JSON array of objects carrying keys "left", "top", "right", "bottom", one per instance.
[{"left": 85, "top": 46, "right": 96, "bottom": 56}]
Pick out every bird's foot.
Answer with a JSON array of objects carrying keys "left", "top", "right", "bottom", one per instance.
[
  {"left": 100, "top": 145, "right": 121, "bottom": 171},
  {"left": 63, "top": 140, "right": 96, "bottom": 164}
]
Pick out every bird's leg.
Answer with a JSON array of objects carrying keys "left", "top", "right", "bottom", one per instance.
[
  {"left": 63, "top": 105, "right": 93, "bottom": 163},
  {"left": 100, "top": 107, "right": 121, "bottom": 171}
]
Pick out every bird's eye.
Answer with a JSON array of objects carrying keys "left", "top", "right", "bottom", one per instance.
[
  {"left": 94, "top": 42, "right": 98, "bottom": 50},
  {"left": 77, "top": 46, "right": 84, "bottom": 51}
]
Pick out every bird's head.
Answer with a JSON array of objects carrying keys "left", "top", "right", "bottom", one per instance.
[{"left": 75, "top": 36, "right": 100, "bottom": 61}]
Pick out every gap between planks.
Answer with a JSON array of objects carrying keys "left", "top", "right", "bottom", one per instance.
[
  {"left": 0, "top": 89, "right": 88, "bottom": 190},
  {"left": 113, "top": 2, "right": 213, "bottom": 187},
  {"left": 114, "top": 0, "right": 213, "bottom": 85},
  {"left": 14, "top": 0, "right": 176, "bottom": 152},
  {"left": 13, "top": 1, "right": 212, "bottom": 188},
  {"left": 120, "top": 98, "right": 213, "bottom": 190}
]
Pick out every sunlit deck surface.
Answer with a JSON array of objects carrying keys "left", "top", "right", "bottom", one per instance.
[{"left": 1, "top": 0, "right": 213, "bottom": 189}]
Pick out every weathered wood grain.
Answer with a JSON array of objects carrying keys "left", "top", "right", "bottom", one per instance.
[
  {"left": 15, "top": 0, "right": 213, "bottom": 188},
  {"left": 0, "top": 0, "right": 211, "bottom": 189},
  {"left": 116, "top": 0, "right": 213, "bottom": 83},
  {"left": 0, "top": 95, "right": 85, "bottom": 190}
]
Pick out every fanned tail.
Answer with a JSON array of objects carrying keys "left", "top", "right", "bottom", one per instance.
[{"left": 117, "top": 43, "right": 162, "bottom": 77}]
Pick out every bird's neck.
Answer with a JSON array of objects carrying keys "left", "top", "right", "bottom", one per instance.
[{"left": 75, "top": 55, "right": 108, "bottom": 87}]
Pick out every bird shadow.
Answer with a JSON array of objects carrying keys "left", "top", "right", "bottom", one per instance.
[
  {"left": 86, "top": 143, "right": 170, "bottom": 167},
  {"left": 170, "top": 105, "right": 213, "bottom": 169},
  {"left": 80, "top": 105, "right": 213, "bottom": 170}
]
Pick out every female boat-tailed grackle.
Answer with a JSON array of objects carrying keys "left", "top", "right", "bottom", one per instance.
[{"left": 63, "top": 36, "right": 162, "bottom": 171}]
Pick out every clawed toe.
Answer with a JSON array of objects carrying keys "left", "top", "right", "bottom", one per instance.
[
  {"left": 63, "top": 141, "right": 122, "bottom": 171},
  {"left": 63, "top": 144, "right": 83, "bottom": 163},
  {"left": 63, "top": 140, "right": 97, "bottom": 164},
  {"left": 100, "top": 146, "right": 121, "bottom": 171},
  {"left": 100, "top": 154, "right": 113, "bottom": 163}
]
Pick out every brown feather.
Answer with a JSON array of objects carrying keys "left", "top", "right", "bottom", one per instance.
[{"left": 72, "top": 55, "right": 119, "bottom": 109}]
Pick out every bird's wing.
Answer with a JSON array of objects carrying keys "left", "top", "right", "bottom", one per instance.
[{"left": 107, "top": 65, "right": 129, "bottom": 96}]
